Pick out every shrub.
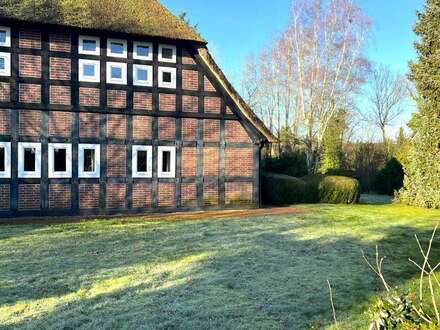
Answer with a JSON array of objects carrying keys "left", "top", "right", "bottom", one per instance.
[
  {"left": 262, "top": 151, "right": 308, "bottom": 178},
  {"left": 325, "top": 168, "right": 359, "bottom": 180},
  {"left": 318, "top": 176, "right": 361, "bottom": 204},
  {"left": 261, "top": 172, "right": 308, "bottom": 205},
  {"left": 301, "top": 173, "right": 326, "bottom": 202},
  {"left": 374, "top": 157, "right": 404, "bottom": 196}
]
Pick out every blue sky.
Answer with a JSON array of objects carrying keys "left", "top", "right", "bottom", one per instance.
[{"left": 163, "top": 0, "right": 425, "bottom": 138}]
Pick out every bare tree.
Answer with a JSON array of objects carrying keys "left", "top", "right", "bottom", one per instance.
[{"left": 360, "top": 64, "right": 409, "bottom": 145}]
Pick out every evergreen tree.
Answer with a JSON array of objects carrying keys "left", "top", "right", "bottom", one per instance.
[
  {"left": 319, "top": 110, "right": 346, "bottom": 174},
  {"left": 397, "top": 0, "right": 440, "bottom": 208}
]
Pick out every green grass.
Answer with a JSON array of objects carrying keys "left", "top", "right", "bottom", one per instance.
[{"left": 1, "top": 201, "right": 440, "bottom": 329}]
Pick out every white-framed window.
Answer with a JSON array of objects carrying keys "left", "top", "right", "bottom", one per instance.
[
  {"left": 133, "top": 64, "right": 152, "bottom": 86},
  {"left": 48, "top": 143, "right": 72, "bottom": 178},
  {"left": 158, "top": 146, "right": 176, "bottom": 178},
  {"left": 158, "top": 67, "right": 176, "bottom": 89},
  {"left": 132, "top": 145, "right": 152, "bottom": 178},
  {"left": 79, "top": 35, "right": 100, "bottom": 56},
  {"left": 78, "top": 144, "right": 100, "bottom": 178},
  {"left": 0, "top": 52, "right": 10, "bottom": 77},
  {"left": 0, "top": 142, "right": 11, "bottom": 178},
  {"left": 107, "top": 38, "right": 127, "bottom": 58},
  {"left": 158, "top": 44, "right": 176, "bottom": 63},
  {"left": 133, "top": 41, "right": 153, "bottom": 61},
  {"left": 79, "top": 59, "right": 100, "bottom": 82},
  {"left": 18, "top": 142, "right": 41, "bottom": 178},
  {"left": 106, "top": 62, "right": 127, "bottom": 85},
  {"left": 0, "top": 26, "right": 11, "bottom": 47}
]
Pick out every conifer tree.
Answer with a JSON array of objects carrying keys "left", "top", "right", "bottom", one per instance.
[{"left": 397, "top": 0, "right": 440, "bottom": 208}]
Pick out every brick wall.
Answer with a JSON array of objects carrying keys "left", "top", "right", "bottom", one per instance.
[
  {"left": 19, "top": 54, "right": 41, "bottom": 78},
  {"left": 225, "top": 182, "right": 253, "bottom": 205},
  {"left": 204, "top": 181, "right": 219, "bottom": 206},
  {"left": 181, "top": 147, "right": 197, "bottom": 177},
  {"left": 50, "top": 57, "right": 71, "bottom": 80},
  {"left": 49, "top": 33, "right": 71, "bottom": 52},
  {"left": 182, "top": 95, "right": 198, "bottom": 113},
  {"left": 19, "top": 110, "right": 41, "bottom": 136},
  {"left": 50, "top": 85, "right": 71, "bottom": 105},
  {"left": 226, "top": 121, "right": 252, "bottom": 143},
  {"left": 158, "top": 117, "right": 175, "bottom": 140},
  {"left": 203, "top": 120, "right": 220, "bottom": 142},
  {"left": 0, "top": 109, "right": 10, "bottom": 135},
  {"left": 159, "top": 94, "right": 176, "bottom": 112},
  {"left": 19, "top": 84, "right": 41, "bottom": 104},
  {"left": 49, "top": 111, "right": 72, "bottom": 137},
  {"left": 182, "top": 118, "right": 198, "bottom": 141},
  {"left": 0, "top": 82, "right": 10, "bottom": 102},
  {"left": 79, "top": 87, "right": 100, "bottom": 107},
  {"left": 181, "top": 183, "right": 197, "bottom": 207},
  {"left": 49, "top": 184, "right": 71, "bottom": 209},
  {"left": 225, "top": 148, "right": 253, "bottom": 177},
  {"left": 133, "top": 92, "right": 152, "bottom": 111},
  {"left": 133, "top": 115, "right": 152, "bottom": 140},
  {"left": 79, "top": 113, "right": 100, "bottom": 138},
  {"left": 204, "top": 97, "right": 221, "bottom": 114},
  {"left": 107, "top": 114, "right": 126, "bottom": 140},
  {"left": 203, "top": 148, "right": 219, "bottom": 176},
  {"left": 107, "top": 90, "right": 127, "bottom": 109},
  {"left": 19, "top": 29, "right": 41, "bottom": 49},
  {"left": 0, "top": 185, "right": 10, "bottom": 210},
  {"left": 182, "top": 50, "right": 196, "bottom": 65},
  {"left": 107, "top": 145, "right": 126, "bottom": 177},
  {"left": 79, "top": 184, "right": 100, "bottom": 209},
  {"left": 132, "top": 183, "right": 152, "bottom": 209},
  {"left": 158, "top": 183, "right": 175, "bottom": 207},
  {"left": 182, "top": 70, "right": 198, "bottom": 91},
  {"left": 106, "top": 183, "right": 126, "bottom": 209},
  {"left": 204, "top": 76, "right": 216, "bottom": 92},
  {"left": 18, "top": 184, "right": 40, "bottom": 210}
]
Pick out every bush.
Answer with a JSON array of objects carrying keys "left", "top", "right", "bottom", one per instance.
[
  {"left": 325, "top": 168, "right": 359, "bottom": 180},
  {"left": 261, "top": 172, "right": 308, "bottom": 205},
  {"left": 301, "top": 174, "right": 326, "bottom": 202},
  {"left": 318, "top": 176, "right": 361, "bottom": 204},
  {"left": 262, "top": 151, "right": 308, "bottom": 178},
  {"left": 374, "top": 157, "right": 404, "bottom": 196}
]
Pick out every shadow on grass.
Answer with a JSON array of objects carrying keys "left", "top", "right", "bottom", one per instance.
[{"left": 0, "top": 216, "right": 438, "bottom": 329}]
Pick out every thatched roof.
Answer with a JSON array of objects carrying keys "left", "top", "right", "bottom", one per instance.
[{"left": 0, "top": 0, "right": 206, "bottom": 43}]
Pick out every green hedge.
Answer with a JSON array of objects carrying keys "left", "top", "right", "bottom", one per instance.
[
  {"left": 261, "top": 172, "right": 308, "bottom": 205},
  {"left": 318, "top": 176, "right": 361, "bottom": 204}
]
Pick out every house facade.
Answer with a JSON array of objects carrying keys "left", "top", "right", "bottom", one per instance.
[{"left": 0, "top": 16, "right": 274, "bottom": 218}]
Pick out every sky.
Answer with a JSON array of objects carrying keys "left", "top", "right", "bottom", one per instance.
[{"left": 163, "top": 0, "right": 425, "bottom": 139}]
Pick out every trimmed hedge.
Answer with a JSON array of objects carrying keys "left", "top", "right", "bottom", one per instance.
[
  {"left": 262, "top": 172, "right": 308, "bottom": 205},
  {"left": 318, "top": 176, "right": 361, "bottom": 204}
]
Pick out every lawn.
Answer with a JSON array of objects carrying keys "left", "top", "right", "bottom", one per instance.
[{"left": 1, "top": 199, "right": 440, "bottom": 329}]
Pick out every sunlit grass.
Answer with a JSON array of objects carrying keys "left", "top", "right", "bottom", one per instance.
[{"left": 0, "top": 200, "right": 439, "bottom": 329}]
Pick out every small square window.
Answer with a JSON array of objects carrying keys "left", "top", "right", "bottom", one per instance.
[
  {"left": 48, "top": 143, "right": 72, "bottom": 178},
  {"left": 107, "top": 38, "right": 127, "bottom": 58},
  {"left": 18, "top": 142, "right": 41, "bottom": 178},
  {"left": 79, "top": 59, "right": 100, "bottom": 82},
  {"left": 159, "top": 44, "right": 176, "bottom": 63},
  {"left": 0, "top": 27, "right": 11, "bottom": 47},
  {"left": 133, "top": 64, "right": 152, "bottom": 86},
  {"left": 158, "top": 146, "right": 176, "bottom": 178},
  {"left": 133, "top": 41, "right": 153, "bottom": 61},
  {"left": 106, "top": 62, "right": 127, "bottom": 84},
  {"left": 79, "top": 144, "right": 100, "bottom": 178},
  {"left": 132, "top": 145, "right": 152, "bottom": 178},
  {"left": 0, "top": 142, "right": 11, "bottom": 178},
  {"left": 79, "top": 35, "right": 100, "bottom": 55},
  {"left": 0, "top": 52, "right": 11, "bottom": 77},
  {"left": 158, "top": 67, "right": 176, "bottom": 89}
]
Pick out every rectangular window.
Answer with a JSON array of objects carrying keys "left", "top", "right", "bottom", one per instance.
[
  {"left": 133, "top": 64, "right": 152, "bottom": 86},
  {"left": 0, "top": 52, "right": 11, "bottom": 76},
  {"left": 79, "top": 59, "right": 100, "bottom": 82},
  {"left": 18, "top": 142, "right": 41, "bottom": 178},
  {"left": 106, "top": 62, "right": 127, "bottom": 84},
  {"left": 158, "top": 146, "right": 176, "bottom": 178},
  {"left": 48, "top": 143, "right": 72, "bottom": 178},
  {"left": 0, "top": 27, "right": 11, "bottom": 47},
  {"left": 79, "top": 144, "right": 100, "bottom": 178},
  {"left": 158, "top": 67, "right": 176, "bottom": 89},
  {"left": 107, "top": 38, "right": 127, "bottom": 58},
  {"left": 79, "top": 35, "right": 100, "bottom": 55},
  {"left": 133, "top": 41, "right": 153, "bottom": 61},
  {"left": 132, "top": 145, "right": 152, "bottom": 178},
  {"left": 159, "top": 44, "right": 176, "bottom": 63},
  {"left": 0, "top": 142, "right": 10, "bottom": 178}
]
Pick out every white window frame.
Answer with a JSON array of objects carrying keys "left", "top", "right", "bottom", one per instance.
[
  {"left": 48, "top": 143, "right": 72, "bottom": 179},
  {"left": 0, "top": 52, "right": 11, "bottom": 77},
  {"left": 158, "top": 44, "right": 176, "bottom": 63},
  {"left": 133, "top": 64, "right": 153, "bottom": 87},
  {"left": 0, "top": 27, "right": 11, "bottom": 47},
  {"left": 133, "top": 41, "right": 153, "bottom": 61},
  {"left": 0, "top": 142, "right": 11, "bottom": 178},
  {"left": 78, "top": 144, "right": 100, "bottom": 178},
  {"left": 79, "top": 35, "right": 100, "bottom": 56},
  {"left": 132, "top": 145, "right": 153, "bottom": 178},
  {"left": 158, "top": 67, "right": 177, "bottom": 89},
  {"left": 107, "top": 38, "right": 127, "bottom": 58},
  {"left": 79, "top": 59, "right": 100, "bottom": 83},
  {"left": 18, "top": 142, "right": 41, "bottom": 178},
  {"left": 158, "top": 146, "right": 176, "bottom": 178},
  {"left": 106, "top": 62, "right": 127, "bottom": 85}
]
